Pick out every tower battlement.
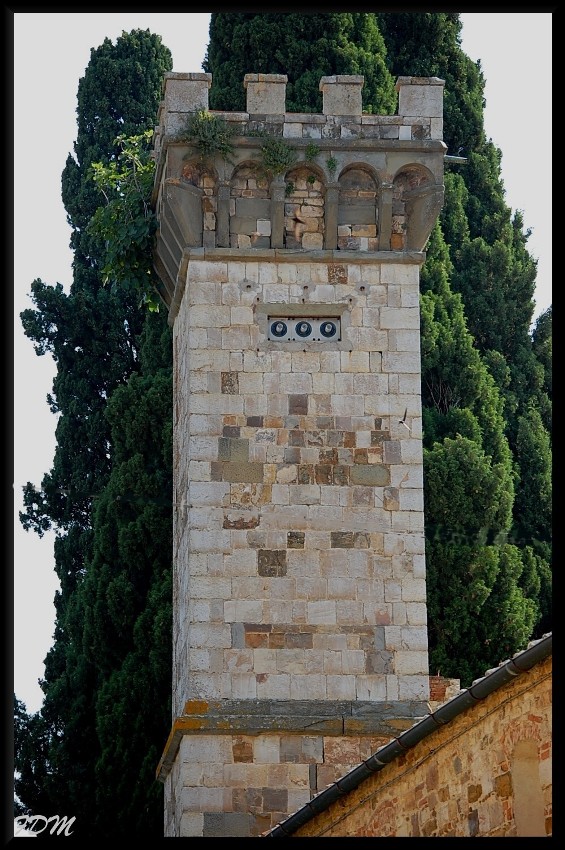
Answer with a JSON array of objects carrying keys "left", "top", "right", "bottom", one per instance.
[
  {"left": 154, "top": 71, "right": 446, "bottom": 838},
  {"left": 152, "top": 73, "right": 445, "bottom": 319}
]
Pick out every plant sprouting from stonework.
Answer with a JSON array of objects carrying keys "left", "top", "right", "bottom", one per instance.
[
  {"left": 326, "top": 155, "right": 338, "bottom": 177},
  {"left": 259, "top": 136, "right": 298, "bottom": 178},
  {"left": 305, "top": 141, "right": 321, "bottom": 161},
  {"left": 179, "top": 109, "right": 237, "bottom": 163}
]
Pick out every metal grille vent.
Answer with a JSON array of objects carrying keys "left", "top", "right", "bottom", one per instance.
[{"left": 267, "top": 317, "right": 341, "bottom": 342}]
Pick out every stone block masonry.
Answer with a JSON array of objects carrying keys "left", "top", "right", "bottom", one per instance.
[
  {"left": 151, "top": 72, "right": 445, "bottom": 309},
  {"left": 171, "top": 250, "right": 428, "bottom": 696},
  {"left": 163, "top": 252, "right": 430, "bottom": 836},
  {"left": 153, "top": 71, "right": 446, "bottom": 837}
]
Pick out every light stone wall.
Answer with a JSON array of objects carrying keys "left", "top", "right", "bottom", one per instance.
[
  {"left": 156, "top": 71, "right": 447, "bottom": 839},
  {"left": 163, "top": 727, "right": 405, "bottom": 836},
  {"left": 172, "top": 252, "right": 428, "bottom": 719}
]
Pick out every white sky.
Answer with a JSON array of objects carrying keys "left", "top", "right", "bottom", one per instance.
[{"left": 13, "top": 12, "right": 552, "bottom": 715}]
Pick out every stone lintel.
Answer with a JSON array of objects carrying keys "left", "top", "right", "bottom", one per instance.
[
  {"left": 255, "top": 303, "right": 346, "bottom": 318},
  {"left": 160, "top": 135, "right": 445, "bottom": 156},
  {"left": 182, "top": 246, "right": 426, "bottom": 265},
  {"left": 156, "top": 699, "right": 430, "bottom": 783}
]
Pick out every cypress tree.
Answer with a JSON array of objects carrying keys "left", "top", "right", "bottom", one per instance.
[
  {"left": 376, "top": 12, "right": 548, "bottom": 414},
  {"left": 204, "top": 12, "right": 397, "bottom": 114},
  {"left": 376, "top": 11, "right": 551, "bottom": 668},
  {"left": 16, "top": 30, "right": 173, "bottom": 837},
  {"left": 203, "top": 11, "right": 551, "bottom": 683}
]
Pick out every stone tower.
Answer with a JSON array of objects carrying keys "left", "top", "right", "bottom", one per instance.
[{"left": 152, "top": 70, "right": 446, "bottom": 837}]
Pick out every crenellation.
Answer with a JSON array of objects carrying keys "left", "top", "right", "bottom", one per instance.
[
  {"left": 156, "top": 69, "right": 446, "bottom": 837},
  {"left": 244, "top": 73, "right": 288, "bottom": 115},
  {"left": 152, "top": 79, "right": 445, "bottom": 300}
]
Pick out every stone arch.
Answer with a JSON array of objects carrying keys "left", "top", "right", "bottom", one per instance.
[
  {"left": 180, "top": 157, "right": 217, "bottom": 188},
  {"left": 180, "top": 156, "right": 218, "bottom": 242},
  {"left": 229, "top": 161, "right": 271, "bottom": 249},
  {"left": 283, "top": 164, "right": 325, "bottom": 250},
  {"left": 392, "top": 164, "right": 439, "bottom": 251},
  {"left": 337, "top": 164, "right": 379, "bottom": 251},
  {"left": 511, "top": 739, "right": 546, "bottom": 836}
]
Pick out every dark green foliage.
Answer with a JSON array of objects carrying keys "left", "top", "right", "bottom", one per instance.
[
  {"left": 16, "top": 29, "right": 173, "bottom": 838},
  {"left": 259, "top": 136, "right": 298, "bottom": 177},
  {"left": 455, "top": 144, "right": 511, "bottom": 244},
  {"left": 512, "top": 406, "right": 552, "bottom": 548},
  {"left": 305, "top": 142, "right": 321, "bottom": 161},
  {"left": 523, "top": 547, "right": 552, "bottom": 638},
  {"left": 377, "top": 12, "right": 551, "bottom": 682},
  {"left": 532, "top": 306, "right": 552, "bottom": 394},
  {"left": 204, "top": 12, "right": 397, "bottom": 114},
  {"left": 177, "top": 108, "right": 238, "bottom": 163},
  {"left": 420, "top": 224, "right": 512, "bottom": 469},
  {"left": 20, "top": 277, "right": 143, "bottom": 537},
  {"left": 88, "top": 130, "right": 160, "bottom": 307},
  {"left": 62, "top": 29, "right": 172, "bottom": 255},
  {"left": 424, "top": 435, "right": 512, "bottom": 538},
  {"left": 426, "top": 540, "right": 538, "bottom": 684},
  {"left": 14, "top": 696, "right": 52, "bottom": 817},
  {"left": 451, "top": 224, "right": 537, "bottom": 359},
  {"left": 16, "top": 315, "right": 173, "bottom": 839},
  {"left": 70, "top": 320, "right": 173, "bottom": 835},
  {"left": 376, "top": 12, "right": 485, "bottom": 155}
]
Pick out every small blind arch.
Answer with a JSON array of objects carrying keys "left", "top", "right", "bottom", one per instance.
[{"left": 511, "top": 738, "right": 546, "bottom": 836}]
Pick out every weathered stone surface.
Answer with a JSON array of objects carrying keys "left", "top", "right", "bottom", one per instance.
[{"left": 159, "top": 70, "right": 441, "bottom": 839}]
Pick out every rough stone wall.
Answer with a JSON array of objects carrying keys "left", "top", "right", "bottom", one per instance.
[
  {"left": 337, "top": 167, "right": 378, "bottom": 251},
  {"left": 151, "top": 73, "right": 446, "bottom": 309},
  {"left": 164, "top": 730, "right": 398, "bottom": 836},
  {"left": 291, "top": 656, "right": 552, "bottom": 838},
  {"left": 284, "top": 167, "right": 325, "bottom": 250},
  {"left": 230, "top": 165, "right": 271, "bottom": 249}
]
